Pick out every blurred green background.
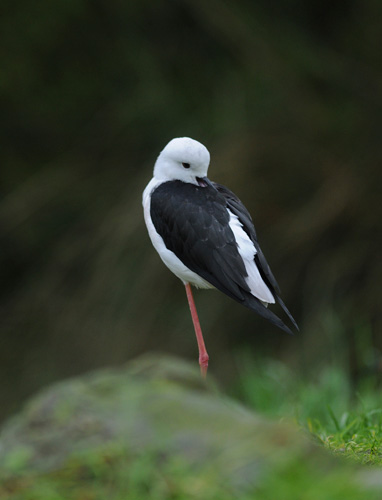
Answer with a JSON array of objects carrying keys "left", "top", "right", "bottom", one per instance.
[{"left": 1, "top": 0, "right": 381, "bottom": 422}]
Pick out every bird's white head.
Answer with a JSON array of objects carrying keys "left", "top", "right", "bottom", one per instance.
[{"left": 153, "top": 137, "right": 210, "bottom": 184}]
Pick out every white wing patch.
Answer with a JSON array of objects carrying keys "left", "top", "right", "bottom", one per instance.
[{"left": 228, "top": 210, "right": 275, "bottom": 304}]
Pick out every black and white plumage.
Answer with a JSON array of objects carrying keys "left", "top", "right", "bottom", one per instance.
[{"left": 143, "top": 137, "right": 298, "bottom": 376}]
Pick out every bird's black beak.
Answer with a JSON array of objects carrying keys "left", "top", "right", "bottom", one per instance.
[{"left": 196, "top": 176, "right": 215, "bottom": 189}]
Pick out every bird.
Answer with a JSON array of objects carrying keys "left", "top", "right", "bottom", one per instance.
[{"left": 143, "top": 137, "right": 298, "bottom": 377}]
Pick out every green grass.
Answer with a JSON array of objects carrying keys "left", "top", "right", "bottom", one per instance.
[
  {"left": 234, "top": 356, "right": 382, "bottom": 466},
  {"left": 1, "top": 443, "right": 381, "bottom": 500}
]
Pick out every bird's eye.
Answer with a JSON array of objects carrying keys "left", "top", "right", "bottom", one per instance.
[{"left": 182, "top": 162, "right": 191, "bottom": 169}]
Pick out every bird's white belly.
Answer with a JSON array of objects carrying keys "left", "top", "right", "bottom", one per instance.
[{"left": 143, "top": 179, "right": 213, "bottom": 289}]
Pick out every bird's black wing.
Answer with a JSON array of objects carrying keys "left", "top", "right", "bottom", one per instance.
[
  {"left": 150, "top": 180, "right": 295, "bottom": 334},
  {"left": 213, "top": 182, "right": 299, "bottom": 331},
  {"left": 151, "top": 181, "right": 250, "bottom": 300}
]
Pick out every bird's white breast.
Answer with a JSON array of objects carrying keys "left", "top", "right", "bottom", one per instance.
[{"left": 142, "top": 178, "right": 213, "bottom": 289}]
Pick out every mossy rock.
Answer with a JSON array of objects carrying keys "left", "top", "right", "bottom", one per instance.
[{"left": 0, "top": 355, "right": 380, "bottom": 499}]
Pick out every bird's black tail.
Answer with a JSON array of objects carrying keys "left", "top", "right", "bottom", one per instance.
[
  {"left": 242, "top": 293, "right": 295, "bottom": 335},
  {"left": 275, "top": 295, "right": 299, "bottom": 331}
]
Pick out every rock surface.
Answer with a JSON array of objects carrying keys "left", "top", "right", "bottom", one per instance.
[{"left": 0, "top": 354, "right": 378, "bottom": 496}]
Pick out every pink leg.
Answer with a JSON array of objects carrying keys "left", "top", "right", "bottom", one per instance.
[{"left": 184, "top": 283, "right": 209, "bottom": 378}]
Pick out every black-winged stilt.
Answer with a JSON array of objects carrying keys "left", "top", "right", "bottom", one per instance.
[{"left": 143, "top": 137, "right": 298, "bottom": 377}]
